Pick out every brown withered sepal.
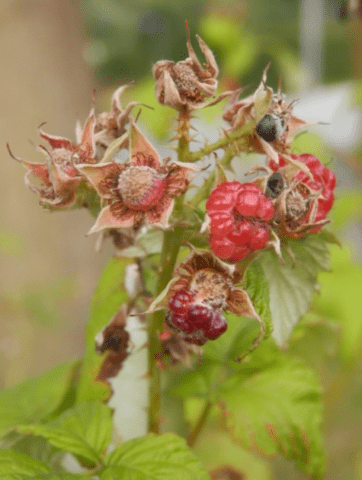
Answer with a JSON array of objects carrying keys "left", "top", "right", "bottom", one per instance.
[{"left": 95, "top": 305, "right": 130, "bottom": 382}]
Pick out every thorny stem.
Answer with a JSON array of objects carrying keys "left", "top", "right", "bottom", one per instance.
[
  {"left": 190, "top": 137, "right": 249, "bottom": 207},
  {"left": 187, "top": 401, "right": 212, "bottom": 447},
  {"left": 187, "top": 119, "right": 255, "bottom": 163},
  {"left": 148, "top": 107, "right": 191, "bottom": 434},
  {"left": 177, "top": 106, "right": 191, "bottom": 162}
]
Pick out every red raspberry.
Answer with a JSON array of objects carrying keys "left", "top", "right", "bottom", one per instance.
[
  {"left": 187, "top": 304, "right": 214, "bottom": 331},
  {"left": 169, "top": 290, "right": 194, "bottom": 316},
  {"left": 167, "top": 313, "right": 189, "bottom": 332},
  {"left": 206, "top": 181, "right": 274, "bottom": 262},
  {"left": 206, "top": 311, "right": 228, "bottom": 340}
]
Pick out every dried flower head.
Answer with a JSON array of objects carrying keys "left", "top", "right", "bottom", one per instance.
[
  {"left": 93, "top": 85, "right": 140, "bottom": 150},
  {"left": 269, "top": 154, "right": 335, "bottom": 239},
  {"left": 250, "top": 154, "right": 336, "bottom": 239},
  {"left": 168, "top": 251, "right": 254, "bottom": 317},
  {"left": 223, "top": 65, "right": 310, "bottom": 164},
  {"left": 153, "top": 21, "right": 229, "bottom": 110},
  {"left": 78, "top": 123, "right": 197, "bottom": 233},
  {"left": 9, "top": 108, "right": 96, "bottom": 209}
]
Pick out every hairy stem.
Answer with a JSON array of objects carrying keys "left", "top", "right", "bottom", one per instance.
[
  {"left": 187, "top": 401, "right": 212, "bottom": 447},
  {"left": 187, "top": 119, "right": 255, "bottom": 163}
]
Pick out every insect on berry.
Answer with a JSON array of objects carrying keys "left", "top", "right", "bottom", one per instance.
[
  {"left": 256, "top": 114, "right": 285, "bottom": 143},
  {"left": 265, "top": 171, "right": 285, "bottom": 199}
]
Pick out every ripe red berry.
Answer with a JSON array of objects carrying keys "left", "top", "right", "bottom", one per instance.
[
  {"left": 206, "top": 181, "right": 274, "bottom": 262},
  {"left": 169, "top": 290, "right": 194, "bottom": 316}
]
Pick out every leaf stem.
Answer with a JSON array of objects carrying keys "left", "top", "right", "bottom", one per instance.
[{"left": 187, "top": 401, "right": 212, "bottom": 447}]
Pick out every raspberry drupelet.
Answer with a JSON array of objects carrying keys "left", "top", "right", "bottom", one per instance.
[{"left": 206, "top": 181, "right": 275, "bottom": 262}]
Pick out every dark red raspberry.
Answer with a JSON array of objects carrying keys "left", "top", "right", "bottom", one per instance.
[
  {"left": 206, "top": 181, "right": 274, "bottom": 262},
  {"left": 206, "top": 311, "right": 228, "bottom": 340},
  {"left": 187, "top": 304, "right": 215, "bottom": 331},
  {"left": 169, "top": 290, "right": 194, "bottom": 316},
  {"left": 168, "top": 302, "right": 229, "bottom": 345}
]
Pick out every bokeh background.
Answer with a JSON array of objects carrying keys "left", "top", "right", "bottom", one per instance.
[{"left": 1, "top": 0, "right": 362, "bottom": 479}]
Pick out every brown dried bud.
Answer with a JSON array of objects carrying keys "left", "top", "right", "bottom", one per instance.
[
  {"left": 9, "top": 108, "right": 96, "bottom": 210},
  {"left": 153, "top": 21, "right": 228, "bottom": 110},
  {"left": 94, "top": 85, "right": 140, "bottom": 150}
]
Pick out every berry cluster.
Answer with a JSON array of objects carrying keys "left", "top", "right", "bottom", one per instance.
[
  {"left": 167, "top": 290, "right": 227, "bottom": 345},
  {"left": 206, "top": 181, "right": 275, "bottom": 262},
  {"left": 269, "top": 154, "right": 336, "bottom": 235}
]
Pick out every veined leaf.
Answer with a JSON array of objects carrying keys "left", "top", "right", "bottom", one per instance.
[
  {"left": 17, "top": 402, "right": 112, "bottom": 466},
  {"left": 76, "top": 257, "right": 130, "bottom": 403},
  {"left": 0, "top": 449, "right": 50, "bottom": 478},
  {"left": 0, "top": 361, "right": 78, "bottom": 438},
  {"left": 101, "top": 433, "right": 210, "bottom": 480},
  {"left": 218, "top": 358, "right": 324, "bottom": 478},
  {"left": 259, "top": 235, "right": 330, "bottom": 345},
  {"left": 245, "top": 260, "right": 273, "bottom": 339}
]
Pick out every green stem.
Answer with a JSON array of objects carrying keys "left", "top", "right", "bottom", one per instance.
[
  {"left": 187, "top": 119, "right": 255, "bottom": 163},
  {"left": 148, "top": 107, "right": 191, "bottom": 434},
  {"left": 177, "top": 106, "right": 191, "bottom": 162},
  {"left": 148, "top": 228, "right": 182, "bottom": 433},
  {"left": 187, "top": 401, "right": 212, "bottom": 447},
  {"left": 190, "top": 137, "right": 248, "bottom": 207}
]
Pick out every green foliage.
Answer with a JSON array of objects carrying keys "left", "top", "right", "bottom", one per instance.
[
  {"left": 245, "top": 261, "right": 273, "bottom": 339},
  {"left": 313, "top": 245, "right": 362, "bottom": 362},
  {"left": 0, "top": 361, "right": 78, "bottom": 438},
  {"left": 17, "top": 402, "right": 113, "bottom": 466},
  {"left": 0, "top": 450, "right": 51, "bottom": 478},
  {"left": 76, "top": 257, "right": 130, "bottom": 403},
  {"left": 217, "top": 357, "right": 325, "bottom": 478},
  {"left": 260, "top": 235, "right": 330, "bottom": 345},
  {"left": 101, "top": 433, "right": 210, "bottom": 480}
]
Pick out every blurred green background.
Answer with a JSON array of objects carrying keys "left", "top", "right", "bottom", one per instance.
[{"left": 1, "top": 0, "right": 362, "bottom": 479}]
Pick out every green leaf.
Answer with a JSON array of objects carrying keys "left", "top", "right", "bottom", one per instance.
[
  {"left": 167, "top": 361, "right": 225, "bottom": 400},
  {"left": 0, "top": 361, "right": 78, "bottom": 438},
  {"left": 313, "top": 245, "right": 362, "bottom": 362},
  {"left": 101, "top": 433, "right": 210, "bottom": 480},
  {"left": 218, "top": 358, "right": 325, "bottom": 478},
  {"left": 259, "top": 235, "right": 330, "bottom": 345},
  {"left": 76, "top": 257, "right": 130, "bottom": 403},
  {"left": 17, "top": 402, "right": 113, "bottom": 466},
  {"left": 203, "top": 315, "right": 260, "bottom": 365},
  {"left": 245, "top": 261, "right": 273, "bottom": 339},
  {"left": 0, "top": 449, "right": 50, "bottom": 477}
]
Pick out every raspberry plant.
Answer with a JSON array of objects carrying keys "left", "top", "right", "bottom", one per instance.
[{"left": 1, "top": 22, "right": 338, "bottom": 480}]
